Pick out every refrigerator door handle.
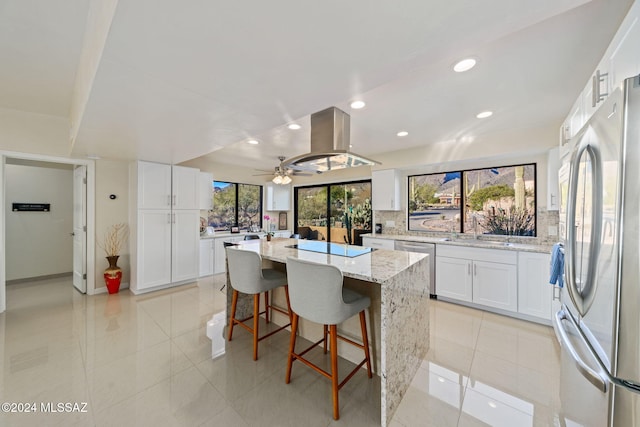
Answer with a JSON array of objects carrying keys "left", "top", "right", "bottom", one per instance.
[
  {"left": 565, "top": 140, "right": 603, "bottom": 316},
  {"left": 554, "top": 308, "right": 608, "bottom": 392}
]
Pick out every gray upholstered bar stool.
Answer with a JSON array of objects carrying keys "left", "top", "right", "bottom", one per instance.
[
  {"left": 226, "top": 247, "right": 292, "bottom": 360},
  {"left": 284, "top": 257, "right": 372, "bottom": 420}
]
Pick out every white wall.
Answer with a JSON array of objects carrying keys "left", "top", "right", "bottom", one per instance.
[
  {"left": 5, "top": 162, "right": 73, "bottom": 281},
  {"left": 94, "top": 159, "right": 130, "bottom": 292}
]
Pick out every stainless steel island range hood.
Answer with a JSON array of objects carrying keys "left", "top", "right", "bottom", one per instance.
[{"left": 283, "top": 107, "right": 380, "bottom": 172}]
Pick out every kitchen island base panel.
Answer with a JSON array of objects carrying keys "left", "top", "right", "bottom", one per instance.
[{"left": 380, "top": 257, "right": 430, "bottom": 424}]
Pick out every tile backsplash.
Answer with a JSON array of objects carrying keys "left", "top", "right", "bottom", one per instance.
[{"left": 374, "top": 207, "right": 559, "bottom": 245}]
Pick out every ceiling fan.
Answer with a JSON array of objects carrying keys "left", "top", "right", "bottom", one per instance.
[{"left": 253, "top": 156, "right": 315, "bottom": 184}]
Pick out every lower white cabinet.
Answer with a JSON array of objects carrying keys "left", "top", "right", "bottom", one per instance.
[
  {"left": 199, "top": 239, "right": 214, "bottom": 277},
  {"left": 518, "top": 252, "right": 552, "bottom": 320},
  {"left": 362, "top": 237, "right": 395, "bottom": 250},
  {"left": 473, "top": 260, "right": 518, "bottom": 312},
  {"left": 435, "top": 256, "right": 473, "bottom": 302},
  {"left": 132, "top": 210, "right": 199, "bottom": 293},
  {"left": 436, "top": 246, "right": 518, "bottom": 313}
]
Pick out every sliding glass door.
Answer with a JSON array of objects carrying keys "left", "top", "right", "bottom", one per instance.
[{"left": 295, "top": 180, "right": 371, "bottom": 244}]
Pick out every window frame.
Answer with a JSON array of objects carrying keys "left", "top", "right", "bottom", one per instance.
[
  {"left": 294, "top": 179, "right": 372, "bottom": 242},
  {"left": 211, "top": 181, "right": 263, "bottom": 231},
  {"left": 407, "top": 163, "right": 537, "bottom": 237}
]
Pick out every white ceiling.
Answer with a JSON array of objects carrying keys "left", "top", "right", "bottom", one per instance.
[{"left": 0, "top": 0, "right": 633, "bottom": 170}]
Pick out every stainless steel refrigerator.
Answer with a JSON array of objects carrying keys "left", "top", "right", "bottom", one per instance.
[{"left": 554, "top": 74, "right": 640, "bottom": 426}]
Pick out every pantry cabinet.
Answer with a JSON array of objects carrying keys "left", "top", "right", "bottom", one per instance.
[{"left": 130, "top": 161, "right": 200, "bottom": 293}]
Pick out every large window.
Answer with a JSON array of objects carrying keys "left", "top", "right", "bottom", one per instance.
[
  {"left": 208, "top": 181, "right": 262, "bottom": 231},
  {"left": 295, "top": 180, "right": 372, "bottom": 244},
  {"left": 408, "top": 164, "right": 536, "bottom": 236}
]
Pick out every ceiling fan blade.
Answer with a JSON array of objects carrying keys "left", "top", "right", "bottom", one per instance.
[{"left": 252, "top": 173, "right": 275, "bottom": 176}]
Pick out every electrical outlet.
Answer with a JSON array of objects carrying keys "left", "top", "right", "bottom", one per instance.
[{"left": 385, "top": 220, "right": 395, "bottom": 227}]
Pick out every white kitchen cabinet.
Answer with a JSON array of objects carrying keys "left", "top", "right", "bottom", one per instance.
[
  {"left": 199, "top": 172, "right": 214, "bottom": 210},
  {"left": 362, "top": 236, "right": 395, "bottom": 250},
  {"left": 172, "top": 166, "right": 199, "bottom": 210},
  {"left": 473, "top": 260, "right": 518, "bottom": 312},
  {"left": 171, "top": 210, "right": 200, "bottom": 282},
  {"left": 436, "top": 245, "right": 518, "bottom": 313},
  {"left": 130, "top": 161, "right": 200, "bottom": 293},
  {"left": 199, "top": 239, "right": 214, "bottom": 277},
  {"left": 547, "top": 147, "right": 560, "bottom": 211},
  {"left": 137, "top": 161, "right": 173, "bottom": 209},
  {"left": 608, "top": 15, "right": 640, "bottom": 91},
  {"left": 435, "top": 256, "right": 473, "bottom": 302},
  {"left": 265, "top": 183, "right": 291, "bottom": 211},
  {"left": 135, "top": 210, "right": 172, "bottom": 289},
  {"left": 214, "top": 236, "right": 243, "bottom": 274},
  {"left": 518, "top": 252, "right": 553, "bottom": 321},
  {"left": 372, "top": 169, "right": 401, "bottom": 211}
]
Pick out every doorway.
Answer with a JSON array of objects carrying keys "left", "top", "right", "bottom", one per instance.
[{"left": 0, "top": 153, "right": 95, "bottom": 313}]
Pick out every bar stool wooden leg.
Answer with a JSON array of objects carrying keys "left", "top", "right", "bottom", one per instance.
[
  {"left": 284, "top": 286, "right": 292, "bottom": 323},
  {"left": 360, "top": 311, "right": 372, "bottom": 378},
  {"left": 330, "top": 325, "right": 339, "bottom": 420},
  {"left": 253, "top": 294, "right": 260, "bottom": 361},
  {"left": 323, "top": 325, "right": 329, "bottom": 353},
  {"left": 228, "top": 290, "right": 238, "bottom": 341},
  {"left": 286, "top": 313, "right": 299, "bottom": 384},
  {"left": 264, "top": 291, "right": 270, "bottom": 324}
]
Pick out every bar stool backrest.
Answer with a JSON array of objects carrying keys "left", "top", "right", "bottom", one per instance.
[
  {"left": 226, "top": 247, "right": 267, "bottom": 294},
  {"left": 285, "top": 257, "right": 351, "bottom": 325}
]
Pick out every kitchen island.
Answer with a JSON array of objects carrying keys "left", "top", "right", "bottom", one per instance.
[{"left": 225, "top": 238, "right": 430, "bottom": 426}]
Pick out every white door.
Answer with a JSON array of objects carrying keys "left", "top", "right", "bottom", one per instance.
[
  {"left": 473, "top": 260, "right": 518, "bottom": 312},
  {"left": 137, "top": 210, "right": 172, "bottom": 290},
  {"left": 73, "top": 165, "right": 87, "bottom": 293}
]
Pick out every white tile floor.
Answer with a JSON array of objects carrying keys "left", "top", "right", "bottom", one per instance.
[{"left": 0, "top": 274, "right": 562, "bottom": 426}]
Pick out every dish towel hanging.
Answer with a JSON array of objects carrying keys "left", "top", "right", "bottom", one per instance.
[{"left": 549, "top": 243, "right": 564, "bottom": 288}]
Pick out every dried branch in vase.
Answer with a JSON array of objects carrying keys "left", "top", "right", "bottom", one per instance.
[{"left": 97, "top": 223, "right": 129, "bottom": 256}]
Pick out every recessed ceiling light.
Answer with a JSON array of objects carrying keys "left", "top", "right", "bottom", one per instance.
[
  {"left": 397, "top": 131, "right": 409, "bottom": 137},
  {"left": 288, "top": 123, "right": 301, "bottom": 130},
  {"left": 453, "top": 58, "right": 477, "bottom": 72},
  {"left": 246, "top": 139, "right": 260, "bottom": 145},
  {"left": 476, "top": 111, "right": 493, "bottom": 119},
  {"left": 350, "top": 100, "right": 366, "bottom": 109}
]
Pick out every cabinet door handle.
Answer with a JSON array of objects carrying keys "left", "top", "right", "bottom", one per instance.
[
  {"left": 167, "top": 195, "right": 171, "bottom": 206},
  {"left": 167, "top": 213, "right": 171, "bottom": 223}
]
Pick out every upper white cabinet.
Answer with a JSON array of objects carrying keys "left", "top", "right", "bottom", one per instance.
[
  {"left": 265, "top": 183, "right": 291, "bottom": 211},
  {"left": 562, "top": 2, "right": 640, "bottom": 138},
  {"left": 137, "top": 161, "right": 173, "bottom": 209},
  {"left": 372, "top": 169, "right": 401, "bottom": 211},
  {"left": 518, "top": 252, "right": 552, "bottom": 321},
  {"left": 547, "top": 147, "right": 560, "bottom": 211},
  {"left": 172, "top": 165, "right": 199, "bottom": 210},
  {"left": 200, "top": 172, "right": 214, "bottom": 210}
]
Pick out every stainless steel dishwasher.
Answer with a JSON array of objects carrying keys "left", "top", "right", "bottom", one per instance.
[{"left": 394, "top": 240, "right": 436, "bottom": 298}]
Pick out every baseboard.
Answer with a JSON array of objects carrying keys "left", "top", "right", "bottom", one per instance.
[{"left": 6, "top": 272, "right": 73, "bottom": 285}]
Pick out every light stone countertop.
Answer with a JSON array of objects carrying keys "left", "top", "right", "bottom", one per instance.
[
  {"left": 230, "top": 238, "right": 427, "bottom": 284},
  {"left": 362, "top": 233, "right": 552, "bottom": 254},
  {"left": 200, "top": 230, "right": 291, "bottom": 240}
]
